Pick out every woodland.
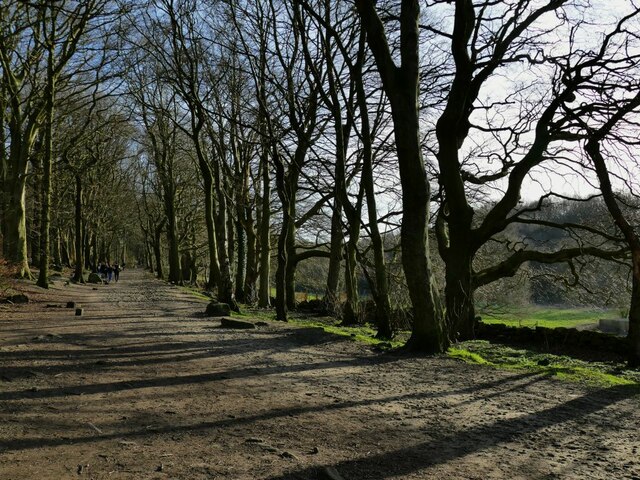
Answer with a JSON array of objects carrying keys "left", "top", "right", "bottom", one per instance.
[{"left": 2, "top": 0, "right": 640, "bottom": 366}]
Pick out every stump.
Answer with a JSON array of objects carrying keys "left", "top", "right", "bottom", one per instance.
[
  {"left": 66, "top": 301, "right": 76, "bottom": 309},
  {"left": 75, "top": 308, "right": 83, "bottom": 316}
]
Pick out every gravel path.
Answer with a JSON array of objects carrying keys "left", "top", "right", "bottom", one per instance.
[{"left": 0, "top": 269, "right": 638, "bottom": 479}]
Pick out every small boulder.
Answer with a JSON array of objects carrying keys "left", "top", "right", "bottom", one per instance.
[
  {"left": 66, "top": 301, "right": 76, "bottom": 308},
  {"left": 220, "top": 317, "right": 256, "bottom": 329},
  {"left": 87, "top": 272, "right": 103, "bottom": 284},
  {"left": 280, "top": 451, "right": 298, "bottom": 460},
  {"left": 205, "top": 302, "right": 231, "bottom": 317},
  {"left": 4, "top": 294, "right": 29, "bottom": 304},
  {"left": 75, "top": 308, "right": 83, "bottom": 316}
]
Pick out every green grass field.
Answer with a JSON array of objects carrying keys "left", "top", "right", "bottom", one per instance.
[{"left": 480, "top": 306, "right": 619, "bottom": 329}]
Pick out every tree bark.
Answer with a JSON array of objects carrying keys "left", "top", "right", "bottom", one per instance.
[
  {"left": 258, "top": 147, "right": 271, "bottom": 307},
  {"left": 72, "top": 175, "right": 84, "bottom": 283},
  {"left": 352, "top": 28, "right": 393, "bottom": 337},
  {"left": 37, "top": 57, "right": 55, "bottom": 288},
  {"left": 166, "top": 201, "right": 182, "bottom": 284},
  {"left": 325, "top": 200, "right": 343, "bottom": 312},
  {"left": 586, "top": 133, "right": 640, "bottom": 367},
  {"left": 153, "top": 219, "right": 165, "bottom": 280},
  {"left": 234, "top": 219, "right": 246, "bottom": 302},
  {"left": 356, "top": 0, "right": 446, "bottom": 352}
]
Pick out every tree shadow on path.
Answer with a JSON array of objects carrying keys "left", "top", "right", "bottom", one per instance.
[{"left": 264, "top": 384, "right": 639, "bottom": 479}]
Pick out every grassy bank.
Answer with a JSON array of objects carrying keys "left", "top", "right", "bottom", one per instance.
[
  {"left": 449, "top": 340, "right": 640, "bottom": 387},
  {"left": 180, "top": 286, "right": 637, "bottom": 387},
  {"left": 480, "top": 306, "right": 618, "bottom": 329}
]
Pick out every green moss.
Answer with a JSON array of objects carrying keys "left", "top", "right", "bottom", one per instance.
[
  {"left": 550, "top": 366, "right": 636, "bottom": 386},
  {"left": 448, "top": 340, "right": 640, "bottom": 388},
  {"left": 178, "top": 285, "right": 211, "bottom": 301},
  {"left": 287, "top": 318, "right": 405, "bottom": 349},
  {"left": 448, "top": 347, "right": 491, "bottom": 365}
]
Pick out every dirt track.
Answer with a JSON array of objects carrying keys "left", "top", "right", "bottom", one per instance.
[{"left": 0, "top": 269, "right": 639, "bottom": 479}]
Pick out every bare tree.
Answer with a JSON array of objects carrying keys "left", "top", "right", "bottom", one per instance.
[{"left": 355, "top": 0, "right": 447, "bottom": 352}]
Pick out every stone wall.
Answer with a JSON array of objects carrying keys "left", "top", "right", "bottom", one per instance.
[{"left": 476, "top": 322, "right": 629, "bottom": 358}]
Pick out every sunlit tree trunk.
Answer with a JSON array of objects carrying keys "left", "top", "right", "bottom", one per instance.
[
  {"left": 257, "top": 145, "right": 271, "bottom": 308},
  {"left": 356, "top": 0, "right": 447, "bottom": 352},
  {"left": 37, "top": 46, "right": 55, "bottom": 288}
]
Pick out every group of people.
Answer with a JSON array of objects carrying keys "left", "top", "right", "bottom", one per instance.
[{"left": 97, "top": 262, "right": 123, "bottom": 283}]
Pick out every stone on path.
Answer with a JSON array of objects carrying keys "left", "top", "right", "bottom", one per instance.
[
  {"left": 280, "top": 451, "right": 298, "bottom": 460},
  {"left": 205, "top": 302, "right": 231, "bottom": 317},
  {"left": 66, "top": 301, "right": 76, "bottom": 308},
  {"left": 87, "top": 272, "right": 102, "bottom": 284},
  {"left": 220, "top": 317, "right": 256, "bottom": 329},
  {"left": 3, "top": 294, "right": 29, "bottom": 304},
  {"left": 75, "top": 308, "right": 83, "bottom": 316}
]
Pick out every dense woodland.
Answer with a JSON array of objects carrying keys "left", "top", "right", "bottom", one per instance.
[{"left": 2, "top": 1, "right": 640, "bottom": 364}]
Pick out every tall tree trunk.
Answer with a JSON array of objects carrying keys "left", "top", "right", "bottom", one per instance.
[
  {"left": 202, "top": 168, "right": 221, "bottom": 290},
  {"left": 586, "top": 136, "right": 640, "bottom": 367},
  {"left": 325, "top": 201, "right": 343, "bottom": 312},
  {"left": 214, "top": 162, "right": 238, "bottom": 311},
  {"left": 356, "top": 0, "right": 446, "bottom": 352},
  {"left": 342, "top": 219, "right": 361, "bottom": 326},
  {"left": 166, "top": 208, "right": 182, "bottom": 284},
  {"left": 91, "top": 233, "right": 98, "bottom": 272},
  {"left": 146, "top": 239, "right": 154, "bottom": 274},
  {"left": 3, "top": 115, "right": 36, "bottom": 279},
  {"left": 72, "top": 175, "right": 84, "bottom": 283},
  {"left": 30, "top": 169, "right": 41, "bottom": 268},
  {"left": 395, "top": 100, "right": 445, "bottom": 352},
  {"left": 52, "top": 226, "right": 61, "bottom": 268},
  {"left": 257, "top": 143, "right": 272, "bottom": 308},
  {"left": 628, "top": 264, "right": 640, "bottom": 368},
  {"left": 444, "top": 240, "right": 476, "bottom": 340},
  {"left": 61, "top": 230, "right": 71, "bottom": 267},
  {"left": 83, "top": 222, "right": 91, "bottom": 270},
  {"left": 357, "top": 71, "right": 392, "bottom": 337},
  {"left": 273, "top": 150, "right": 289, "bottom": 321},
  {"left": 235, "top": 219, "right": 247, "bottom": 302},
  {"left": 244, "top": 220, "right": 258, "bottom": 304},
  {"left": 285, "top": 211, "right": 297, "bottom": 312},
  {"left": 275, "top": 221, "right": 288, "bottom": 321},
  {"left": 4, "top": 174, "right": 31, "bottom": 278},
  {"left": 37, "top": 31, "right": 56, "bottom": 288},
  {"left": 154, "top": 222, "right": 164, "bottom": 280}
]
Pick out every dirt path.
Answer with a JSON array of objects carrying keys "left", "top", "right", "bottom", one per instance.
[{"left": 0, "top": 269, "right": 639, "bottom": 480}]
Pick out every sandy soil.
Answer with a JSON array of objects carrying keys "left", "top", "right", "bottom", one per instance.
[{"left": 0, "top": 268, "right": 639, "bottom": 480}]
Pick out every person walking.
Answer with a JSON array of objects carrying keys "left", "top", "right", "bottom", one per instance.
[
  {"left": 106, "top": 263, "right": 114, "bottom": 283},
  {"left": 113, "top": 263, "right": 121, "bottom": 282}
]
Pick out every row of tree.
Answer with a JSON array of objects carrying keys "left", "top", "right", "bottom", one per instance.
[{"left": 2, "top": 0, "right": 640, "bottom": 364}]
